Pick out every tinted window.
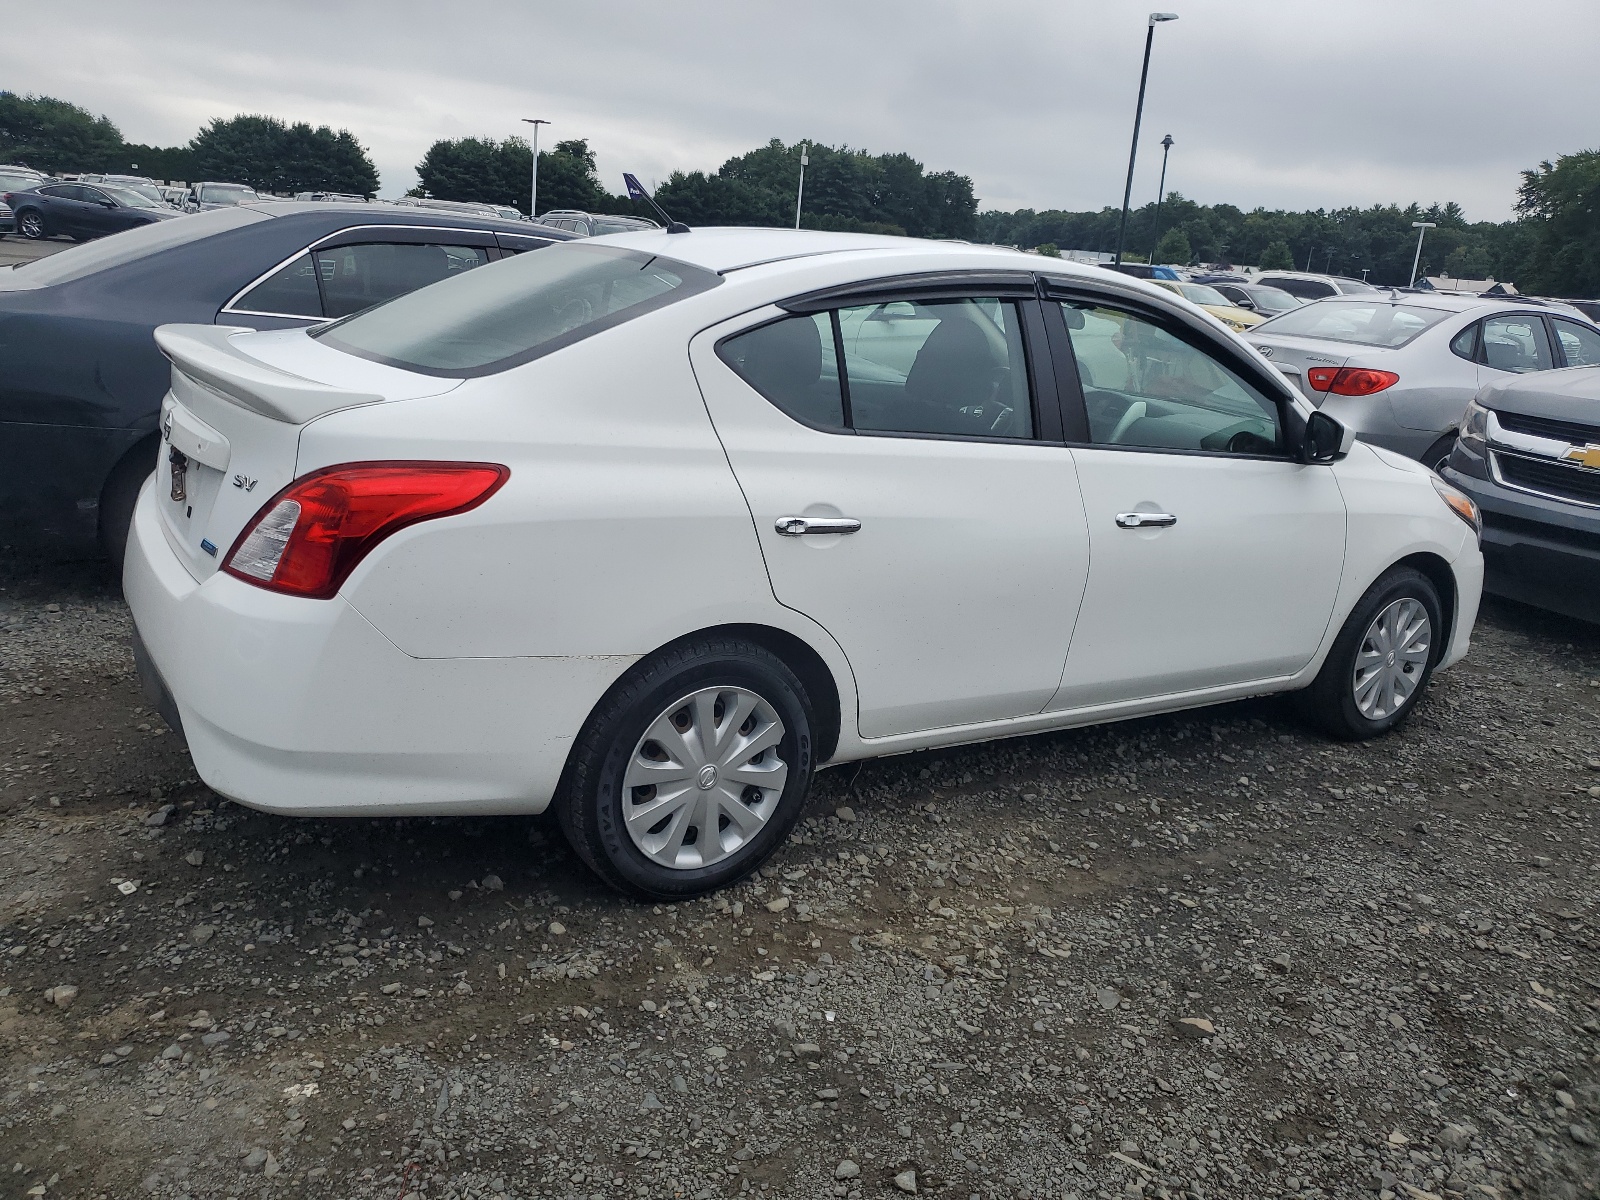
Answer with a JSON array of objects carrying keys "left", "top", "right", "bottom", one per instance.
[
  {"left": 10, "top": 207, "right": 269, "bottom": 286},
  {"left": 314, "top": 242, "right": 490, "bottom": 319},
  {"left": 99, "top": 184, "right": 162, "bottom": 209},
  {"left": 36, "top": 184, "right": 75, "bottom": 199},
  {"left": 1450, "top": 323, "right": 1479, "bottom": 360},
  {"left": 1553, "top": 318, "right": 1600, "bottom": 368},
  {"left": 1481, "top": 314, "right": 1553, "bottom": 373},
  {"left": 1332, "top": 278, "right": 1379, "bottom": 294},
  {"left": 838, "top": 298, "right": 1033, "bottom": 438},
  {"left": 317, "top": 242, "right": 717, "bottom": 376},
  {"left": 1255, "top": 301, "right": 1450, "bottom": 348},
  {"left": 234, "top": 253, "right": 322, "bottom": 317},
  {"left": 1062, "top": 302, "right": 1282, "bottom": 455},
  {"left": 719, "top": 313, "right": 843, "bottom": 428}
]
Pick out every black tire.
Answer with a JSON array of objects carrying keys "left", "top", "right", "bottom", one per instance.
[
  {"left": 556, "top": 636, "right": 816, "bottom": 900},
  {"left": 98, "top": 441, "right": 157, "bottom": 569},
  {"left": 1421, "top": 432, "right": 1456, "bottom": 475},
  {"left": 1297, "top": 566, "right": 1442, "bottom": 741},
  {"left": 17, "top": 208, "right": 47, "bottom": 240}
]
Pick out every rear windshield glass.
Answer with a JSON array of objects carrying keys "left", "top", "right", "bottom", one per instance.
[
  {"left": 315, "top": 242, "right": 720, "bottom": 377},
  {"left": 1253, "top": 301, "right": 1452, "bottom": 348},
  {"left": 7, "top": 206, "right": 269, "bottom": 286}
]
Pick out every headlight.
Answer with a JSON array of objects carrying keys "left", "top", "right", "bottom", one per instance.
[
  {"left": 1433, "top": 476, "right": 1481, "bottom": 539},
  {"left": 1458, "top": 398, "right": 1489, "bottom": 452}
]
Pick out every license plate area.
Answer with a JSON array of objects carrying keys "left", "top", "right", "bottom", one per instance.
[{"left": 158, "top": 396, "right": 232, "bottom": 571}]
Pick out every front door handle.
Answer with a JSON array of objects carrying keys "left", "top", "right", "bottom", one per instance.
[
  {"left": 1115, "top": 511, "right": 1177, "bottom": 529},
  {"left": 775, "top": 516, "right": 862, "bottom": 537}
]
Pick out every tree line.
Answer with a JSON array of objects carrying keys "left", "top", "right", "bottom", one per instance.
[{"left": 3, "top": 90, "right": 1594, "bottom": 297}]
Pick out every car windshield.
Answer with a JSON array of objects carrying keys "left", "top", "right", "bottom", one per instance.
[
  {"left": 1177, "top": 283, "right": 1230, "bottom": 306},
  {"left": 201, "top": 185, "right": 259, "bottom": 206},
  {"left": 315, "top": 242, "right": 721, "bottom": 377},
  {"left": 1254, "top": 301, "right": 1452, "bottom": 348},
  {"left": 100, "top": 184, "right": 164, "bottom": 209},
  {"left": 593, "top": 218, "right": 649, "bottom": 235},
  {"left": 7, "top": 207, "right": 269, "bottom": 286}
]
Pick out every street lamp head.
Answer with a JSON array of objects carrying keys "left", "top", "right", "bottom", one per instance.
[
  {"left": 1149, "top": 12, "right": 1179, "bottom": 23},
  {"left": 520, "top": 118, "right": 550, "bottom": 126},
  {"left": 1413, "top": 221, "right": 1437, "bottom": 229},
  {"left": 1160, "top": 134, "right": 1174, "bottom": 149}
]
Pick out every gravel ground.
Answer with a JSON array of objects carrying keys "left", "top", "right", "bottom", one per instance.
[{"left": 3, "top": 558, "right": 1599, "bottom": 1200}]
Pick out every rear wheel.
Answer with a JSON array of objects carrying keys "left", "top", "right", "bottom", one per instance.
[
  {"left": 1298, "top": 567, "right": 1442, "bottom": 740},
  {"left": 17, "top": 209, "right": 47, "bottom": 239},
  {"left": 557, "top": 637, "right": 815, "bottom": 899},
  {"left": 98, "top": 440, "right": 157, "bottom": 569}
]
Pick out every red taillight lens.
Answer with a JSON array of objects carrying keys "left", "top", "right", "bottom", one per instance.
[
  {"left": 1308, "top": 367, "right": 1399, "bottom": 396},
  {"left": 222, "top": 461, "right": 509, "bottom": 599}
]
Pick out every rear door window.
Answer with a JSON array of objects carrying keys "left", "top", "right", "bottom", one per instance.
[
  {"left": 1553, "top": 318, "right": 1600, "bottom": 368},
  {"left": 719, "top": 296, "right": 1036, "bottom": 440},
  {"left": 1480, "top": 314, "right": 1554, "bottom": 373},
  {"left": 315, "top": 242, "right": 491, "bottom": 319},
  {"left": 234, "top": 253, "right": 323, "bottom": 318},
  {"left": 1260, "top": 276, "right": 1334, "bottom": 300}
]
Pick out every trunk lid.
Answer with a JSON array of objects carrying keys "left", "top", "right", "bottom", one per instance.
[
  {"left": 151, "top": 323, "right": 458, "bottom": 581},
  {"left": 1245, "top": 332, "right": 1358, "bottom": 404}
]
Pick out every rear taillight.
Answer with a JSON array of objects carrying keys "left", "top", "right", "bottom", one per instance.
[
  {"left": 1306, "top": 367, "right": 1399, "bottom": 396},
  {"left": 222, "top": 461, "right": 509, "bottom": 599}
]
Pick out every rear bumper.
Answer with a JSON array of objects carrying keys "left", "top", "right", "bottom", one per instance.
[{"left": 122, "top": 479, "right": 636, "bottom": 816}]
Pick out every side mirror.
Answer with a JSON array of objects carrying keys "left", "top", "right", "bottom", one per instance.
[
  {"left": 1234, "top": 297, "right": 1256, "bottom": 310},
  {"left": 99, "top": 199, "right": 116, "bottom": 208},
  {"left": 1302, "top": 410, "right": 1350, "bottom": 463}
]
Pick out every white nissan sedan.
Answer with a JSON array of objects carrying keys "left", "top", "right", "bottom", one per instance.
[{"left": 125, "top": 229, "right": 1484, "bottom": 899}]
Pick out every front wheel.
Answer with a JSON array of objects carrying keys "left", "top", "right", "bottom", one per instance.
[
  {"left": 556, "top": 637, "right": 816, "bottom": 899},
  {"left": 1297, "top": 567, "right": 1442, "bottom": 740},
  {"left": 1421, "top": 432, "right": 1456, "bottom": 475},
  {"left": 17, "top": 209, "right": 47, "bottom": 239}
]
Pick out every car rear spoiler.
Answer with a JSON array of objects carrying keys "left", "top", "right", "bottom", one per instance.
[{"left": 153, "top": 324, "right": 383, "bottom": 425}]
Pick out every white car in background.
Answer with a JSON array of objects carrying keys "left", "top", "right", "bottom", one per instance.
[
  {"left": 126, "top": 230, "right": 1484, "bottom": 899},
  {"left": 1248, "top": 293, "right": 1600, "bottom": 471}
]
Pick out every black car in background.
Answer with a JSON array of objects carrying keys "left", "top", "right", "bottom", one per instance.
[
  {"left": 6, "top": 181, "right": 180, "bottom": 241},
  {"left": 1442, "top": 362, "right": 1600, "bottom": 622},
  {"left": 0, "top": 203, "right": 573, "bottom": 562},
  {"left": 1208, "top": 281, "right": 1304, "bottom": 317}
]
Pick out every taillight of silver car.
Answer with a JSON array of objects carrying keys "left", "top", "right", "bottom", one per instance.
[
  {"left": 1306, "top": 367, "right": 1400, "bottom": 396},
  {"left": 222, "top": 462, "right": 509, "bottom": 599}
]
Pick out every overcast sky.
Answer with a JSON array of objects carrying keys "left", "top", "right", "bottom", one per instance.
[{"left": 6, "top": 0, "right": 1598, "bottom": 222}]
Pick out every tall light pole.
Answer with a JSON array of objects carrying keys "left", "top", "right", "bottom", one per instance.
[
  {"left": 794, "top": 143, "right": 809, "bottom": 230},
  {"left": 1148, "top": 133, "right": 1174, "bottom": 259},
  {"left": 520, "top": 118, "right": 550, "bottom": 219},
  {"left": 1409, "top": 220, "right": 1437, "bottom": 287},
  {"left": 1114, "top": 12, "right": 1179, "bottom": 267}
]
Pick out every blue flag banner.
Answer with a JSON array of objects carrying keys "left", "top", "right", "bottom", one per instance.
[{"left": 623, "top": 173, "right": 651, "bottom": 204}]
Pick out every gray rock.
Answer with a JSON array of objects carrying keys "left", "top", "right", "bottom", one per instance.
[
  {"left": 894, "top": 1167, "right": 919, "bottom": 1193},
  {"left": 189, "top": 924, "right": 216, "bottom": 945},
  {"left": 243, "top": 1148, "right": 267, "bottom": 1170},
  {"left": 835, "top": 1159, "right": 860, "bottom": 1179},
  {"left": 1096, "top": 987, "right": 1121, "bottom": 1010},
  {"left": 1571, "top": 1123, "right": 1597, "bottom": 1147},
  {"left": 144, "top": 805, "right": 174, "bottom": 828},
  {"left": 642, "top": 1090, "right": 663, "bottom": 1110},
  {"left": 793, "top": 1042, "right": 822, "bottom": 1059}
]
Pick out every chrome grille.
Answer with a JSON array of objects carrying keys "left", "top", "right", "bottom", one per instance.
[{"left": 1493, "top": 450, "right": 1600, "bottom": 508}]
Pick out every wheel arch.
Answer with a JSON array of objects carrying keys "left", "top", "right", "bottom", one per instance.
[{"left": 1392, "top": 551, "right": 1457, "bottom": 654}]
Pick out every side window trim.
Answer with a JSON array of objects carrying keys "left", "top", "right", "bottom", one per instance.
[
  {"left": 220, "top": 224, "right": 500, "bottom": 317},
  {"left": 1043, "top": 286, "right": 1298, "bottom": 461}
]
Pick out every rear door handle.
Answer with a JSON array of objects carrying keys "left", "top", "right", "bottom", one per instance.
[
  {"left": 775, "top": 516, "right": 862, "bottom": 537},
  {"left": 1115, "top": 511, "right": 1177, "bottom": 529}
]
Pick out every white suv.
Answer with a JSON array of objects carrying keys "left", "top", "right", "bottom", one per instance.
[
  {"left": 1254, "top": 271, "right": 1381, "bottom": 302},
  {"left": 126, "top": 229, "right": 1484, "bottom": 898}
]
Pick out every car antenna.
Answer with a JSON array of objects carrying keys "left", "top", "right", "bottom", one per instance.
[{"left": 623, "top": 173, "right": 690, "bottom": 234}]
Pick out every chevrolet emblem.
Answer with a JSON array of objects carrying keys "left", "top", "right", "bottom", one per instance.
[{"left": 1563, "top": 444, "right": 1600, "bottom": 470}]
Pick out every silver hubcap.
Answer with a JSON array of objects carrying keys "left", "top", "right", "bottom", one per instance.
[
  {"left": 1353, "top": 597, "right": 1431, "bottom": 720},
  {"left": 21, "top": 213, "right": 41, "bottom": 236},
  {"left": 622, "top": 686, "right": 788, "bottom": 870}
]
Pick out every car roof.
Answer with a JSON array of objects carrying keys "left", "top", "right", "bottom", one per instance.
[
  {"left": 577, "top": 226, "right": 1047, "bottom": 275},
  {"left": 1308, "top": 291, "right": 1569, "bottom": 316},
  {"left": 230, "top": 200, "right": 570, "bottom": 237}
]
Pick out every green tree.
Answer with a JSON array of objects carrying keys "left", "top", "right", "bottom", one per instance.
[
  {"left": 416, "top": 135, "right": 608, "bottom": 214},
  {"left": 1153, "top": 227, "right": 1192, "bottom": 265},
  {"left": 1515, "top": 149, "right": 1600, "bottom": 297},
  {"left": 1036, "top": 243, "right": 1061, "bottom": 258},
  {"left": 0, "top": 92, "right": 122, "bottom": 173},
  {"left": 189, "top": 115, "right": 378, "bottom": 195},
  {"left": 1259, "top": 239, "right": 1295, "bottom": 270},
  {"left": 536, "top": 139, "right": 609, "bottom": 213}
]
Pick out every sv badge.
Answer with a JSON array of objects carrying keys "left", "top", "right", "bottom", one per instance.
[{"left": 232, "top": 474, "right": 258, "bottom": 492}]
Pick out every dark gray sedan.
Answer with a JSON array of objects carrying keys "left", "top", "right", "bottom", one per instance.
[
  {"left": 0, "top": 203, "right": 572, "bottom": 562},
  {"left": 7, "top": 181, "right": 179, "bottom": 241},
  {"left": 1442, "top": 364, "right": 1600, "bottom": 621}
]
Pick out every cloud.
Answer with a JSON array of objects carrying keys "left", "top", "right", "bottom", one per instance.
[{"left": 3, "top": 0, "right": 1595, "bottom": 221}]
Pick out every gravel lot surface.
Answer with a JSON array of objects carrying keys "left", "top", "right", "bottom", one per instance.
[{"left": 3, "top": 558, "right": 1599, "bottom": 1200}]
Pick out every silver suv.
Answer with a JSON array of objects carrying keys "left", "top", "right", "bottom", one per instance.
[{"left": 1255, "top": 271, "right": 1380, "bottom": 302}]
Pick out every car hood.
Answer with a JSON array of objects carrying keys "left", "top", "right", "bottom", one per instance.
[
  {"left": 1201, "top": 303, "right": 1264, "bottom": 327},
  {"left": 1478, "top": 364, "right": 1600, "bottom": 421}
]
